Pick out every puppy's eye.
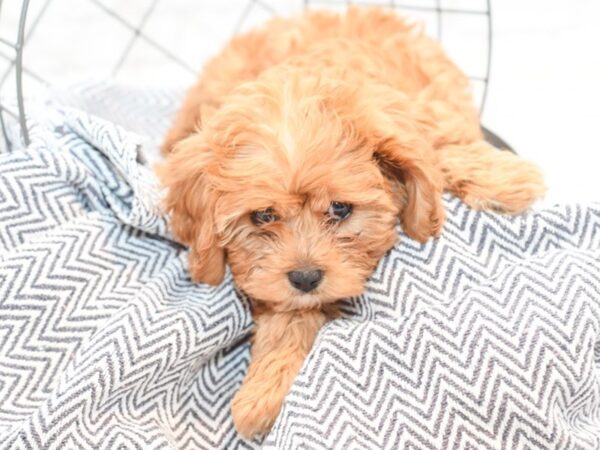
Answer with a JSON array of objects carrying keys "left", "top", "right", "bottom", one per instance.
[
  {"left": 327, "top": 201, "right": 353, "bottom": 222},
  {"left": 250, "top": 207, "right": 279, "bottom": 225}
]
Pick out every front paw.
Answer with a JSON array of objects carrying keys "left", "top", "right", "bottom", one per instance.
[
  {"left": 231, "top": 374, "right": 290, "bottom": 440},
  {"left": 460, "top": 165, "right": 546, "bottom": 214},
  {"left": 455, "top": 156, "right": 545, "bottom": 214},
  {"left": 231, "top": 308, "right": 327, "bottom": 439}
]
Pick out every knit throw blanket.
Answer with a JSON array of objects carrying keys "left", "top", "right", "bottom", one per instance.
[{"left": 1, "top": 83, "right": 599, "bottom": 449}]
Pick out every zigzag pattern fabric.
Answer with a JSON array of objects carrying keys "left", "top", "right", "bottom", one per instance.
[{"left": 1, "top": 84, "right": 599, "bottom": 449}]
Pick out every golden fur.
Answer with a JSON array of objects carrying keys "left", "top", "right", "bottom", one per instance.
[{"left": 157, "top": 7, "right": 545, "bottom": 439}]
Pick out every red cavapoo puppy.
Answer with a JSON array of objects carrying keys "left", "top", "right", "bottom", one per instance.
[{"left": 157, "top": 7, "right": 544, "bottom": 439}]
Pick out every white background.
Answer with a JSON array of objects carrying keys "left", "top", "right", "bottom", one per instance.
[{"left": 484, "top": 0, "right": 600, "bottom": 204}]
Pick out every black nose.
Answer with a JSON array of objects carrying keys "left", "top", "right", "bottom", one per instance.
[{"left": 287, "top": 270, "right": 323, "bottom": 293}]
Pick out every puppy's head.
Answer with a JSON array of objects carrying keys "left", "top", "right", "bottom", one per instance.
[{"left": 158, "top": 68, "right": 444, "bottom": 310}]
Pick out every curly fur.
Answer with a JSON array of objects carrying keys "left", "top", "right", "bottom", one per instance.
[{"left": 156, "top": 7, "right": 545, "bottom": 439}]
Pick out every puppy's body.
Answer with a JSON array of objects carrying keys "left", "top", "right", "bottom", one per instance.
[{"left": 158, "top": 7, "right": 544, "bottom": 439}]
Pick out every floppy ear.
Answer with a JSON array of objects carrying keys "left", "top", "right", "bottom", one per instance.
[
  {"left": 375, "top": 136, "right": 445, "bottom": 242},
  {"left": 354, "top": 86, "right": 445, "bottom": 242},
  {"left": 156, "top": 133, "right": 226, "bottom": 285}
]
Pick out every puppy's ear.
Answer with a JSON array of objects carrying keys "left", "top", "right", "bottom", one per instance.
[
  {"left": 375, "top": 136, "right": 445, "bottom": 242},
  {"left": 355, "top": 87, "right": 445, "bottom": 242},
  {"left": 156, "top": 133, "right": 226, "bottom": 285}
]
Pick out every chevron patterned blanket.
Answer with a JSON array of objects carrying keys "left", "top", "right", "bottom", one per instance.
[{"left": 1, "top": 85, "right": 600, "bottom": 449}]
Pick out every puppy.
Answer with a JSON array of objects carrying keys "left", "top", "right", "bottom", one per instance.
[{"left": 157, "top": 7, "right": 544, "bottom": 439}]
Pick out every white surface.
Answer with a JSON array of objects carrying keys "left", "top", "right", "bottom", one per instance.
[
  {"left": 0, "top": 0, "right": 598, "bottom": 203},
  {"left": 483, "top": 0, "right": 600, "bottom": 204}
]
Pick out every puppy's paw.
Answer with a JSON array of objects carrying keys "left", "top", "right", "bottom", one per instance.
[
  {"left": 232, "top": 345, "right": 304, "bottom": 440},
  {"left": 439, "top": 142, "right": 546, "bottom": 214},
  {"left": 231, "top": 308, "right": 327, "bottom": 440},
  {"left": 231, "top": 375, "right": 289, "bottom": 440},
  {"left": 459, "top": 159, "right": 545, "bottom": 214}
]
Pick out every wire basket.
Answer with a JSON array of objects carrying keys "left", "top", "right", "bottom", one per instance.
[
  {"left": 0, "top": 0, "right": 30, "bottom": 148},
  {"left": 0, "top": 0, "right": 492, "bottom": 151}
]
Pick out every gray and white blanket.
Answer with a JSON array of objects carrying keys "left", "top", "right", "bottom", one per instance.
[{"left": 1, "top": 84, "right": 599, "bottom": 449}]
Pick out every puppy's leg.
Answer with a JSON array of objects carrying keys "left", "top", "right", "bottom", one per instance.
[
  {"left": 437, "top": 141, "right": 545, "bottom": 213},
  {"left": 231, "top": 308, "right": 328, "bottom": 439}
]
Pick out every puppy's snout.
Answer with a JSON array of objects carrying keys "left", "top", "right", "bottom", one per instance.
[{"left": 287, "top": 270, "right": 323, "bottom": 293}]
